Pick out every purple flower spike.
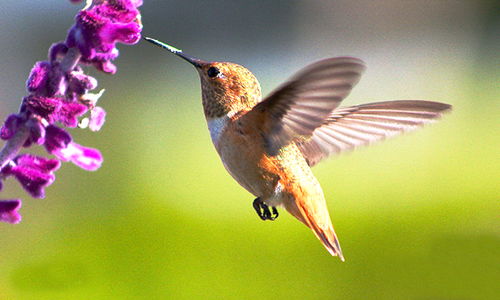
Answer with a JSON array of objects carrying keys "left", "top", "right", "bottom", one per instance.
[
  {"left": 0, "top": 0, "right": 142, "bottom": 223},
  {"left": 0, "top": 200, "right": 22, "bottom": 224},
  {"left": 53, "top": 142, "right": 102, "bottom": 171},
  {"left": 2, "top": 155, "right": 60, "bottom": 198},
  {"left": 89, "top": 106, "right": 106, "bottom": 131}
]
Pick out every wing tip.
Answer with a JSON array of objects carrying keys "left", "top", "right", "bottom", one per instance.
[
  {"left": 420, "top": 100, "right": 452, "bottom": 114},
  {"left": 441, "top": 103, "right": 453, "bottom": 113},
  {"left": 336, "top": 56, "right": 366, "bottom": 66}
]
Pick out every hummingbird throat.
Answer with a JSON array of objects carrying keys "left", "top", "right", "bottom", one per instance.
[{"left": 207, "top": 115, "right": 230, "bottom": 146}]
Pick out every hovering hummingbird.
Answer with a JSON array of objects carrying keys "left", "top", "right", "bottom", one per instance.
[{"left": 144, "top": 37, "right": 451, "bottom": 261}]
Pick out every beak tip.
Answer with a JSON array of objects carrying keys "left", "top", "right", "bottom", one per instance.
[{"left": 143, "top": 37, "right": 203, "bottom": 68}]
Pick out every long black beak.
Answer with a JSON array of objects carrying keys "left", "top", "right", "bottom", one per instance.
[{"left": 144, "top": 37, "right": 204, "bottom": 68}]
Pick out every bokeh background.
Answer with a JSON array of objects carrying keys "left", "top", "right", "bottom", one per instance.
[{"left": 0, "top": 0, "right": 499, "bottom": 299}]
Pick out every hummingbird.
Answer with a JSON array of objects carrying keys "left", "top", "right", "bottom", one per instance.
[{"left": 144, "top": 37, "right": 451, "bottom": 261}]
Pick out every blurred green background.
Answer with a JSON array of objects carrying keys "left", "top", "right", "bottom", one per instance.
[{"left": 0, "top": 0, "right": 499, "bottom": 299}]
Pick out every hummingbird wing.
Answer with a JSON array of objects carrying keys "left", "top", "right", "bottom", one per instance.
[
  {"left": 297, "top": 100, "right": 452, "bottom": 166},
  {"left": 246, "top": 57, "right": 366, "bottom": 155}
]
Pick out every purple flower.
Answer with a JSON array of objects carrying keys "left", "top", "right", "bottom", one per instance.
[
  {"left": 49, "top": 42, "right": 69, "bottom": 63},
  {"left": 0, "top": 0, "right": 142, "bottom": 223},
  {"left": 66, "top": 0, "right": 143, "bottom": 74},
  {"left": 44, "top": 125, "right": 102, "bottom": 171},
  {"left": 23, "top": 95, "right": 90, "bottom": 128},
  {"left": 0, "top": 114, "right": 23, "bottom": 140},
  {"left": 1, "top": 155, "right": 60, "bottom": 198},
  {"left": 25, "top": 118, "right": 46, "bottom": 146},
  {"left": 44, "top": 125, "right": 72, "bottom": 154},
  {"left": 53, "top": 142, "right": 102, "bottom": 171},
  {"left": 1, "top": 114, "right": 47, "bottom": 147},
  {"left": 26, "top": 61, "right": 67, "bottom": 97},
  {"left": 26, "top": 61, "right": 51, "bottom": 93},
  {"left": 0, "top": 200, "right": 22, "bottom": 224},
  {"left": 89, "top": 106, "right": 106, "bottom": 131},
  {"left": 67, "top": 68, "right": 98, "bottom": 99},
  {"left": 23, "top": 95, "right": 62, "bottom": 123},
  {"left": 57, "top": 101, "right": 89, "bottom": 127}
]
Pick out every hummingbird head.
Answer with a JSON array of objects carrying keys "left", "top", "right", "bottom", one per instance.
[{"left": 144, "top": 37, "right": 262, "bottom": 119}]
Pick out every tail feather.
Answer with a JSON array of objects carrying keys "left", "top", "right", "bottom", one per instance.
[
  {"left": 307, "top": 218, "right": 344, "bottom": 261},
  {"left": 284, "top": 198, "right": 344, "bottom": 261}
]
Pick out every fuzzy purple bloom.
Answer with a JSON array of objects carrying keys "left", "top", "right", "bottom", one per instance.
[
  {"left": 1, "top": 114, "right": 47, "bottom": 148},
  {"left": 25, "top": 118, "right": 46, "bottom": 146},
  {"left": 23, "top": 95, "right": 62, "bottom": 123},
  {"left": 67, "top": 68, "right": 98, "bottom": 99},
  {"left": 26, "top": 61, "right": 67, "bottom": 97},
  {"left": 42, "top": 125, "right": 102, "bottom": 171},
  {"left": 57, "top": 101, "right": 89, "bottom": 127},
  {"left": 0, "top": 0, "right": 142, "bottom": 223},
  {"left": 0, "top": 115, "right": 23, "bottom": 140},
  {"left": 89, "top": 106, "right": 106, "bottom": 131},
  {"left": 49, "top": 43, "right": 69, "bottom": 63},
  {"left": 66, "top": 0, "right": 142, "bottom": 74},
  {"left": 26, "top": 61, "right": 51, "bottom": 93},
  {"left": 1, "top": 155, "right": 60, "bottom": 198},
  {"left": 44, "top": 125, "right": 72, "bottom": 154},
  {"left": 53, "top": 142, "right": 102, "bottom": 171},
  {"left": 23, "top": 94, "right": 89, "bottom": 128},
  {"left": 0, "top": 200, "right": 22, "bottom": 224}
]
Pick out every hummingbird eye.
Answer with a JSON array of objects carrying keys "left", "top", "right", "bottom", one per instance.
[{"left": 207, "top": 67, "right": 220, "bottom": 78}]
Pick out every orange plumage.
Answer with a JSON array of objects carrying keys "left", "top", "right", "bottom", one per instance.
[{"left": 145, "top": 37, "right": 451, "bottom": 260}]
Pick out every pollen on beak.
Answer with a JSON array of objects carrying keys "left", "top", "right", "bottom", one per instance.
[{"left": 144, "top": 37, "right": 205, "bottom": 68}]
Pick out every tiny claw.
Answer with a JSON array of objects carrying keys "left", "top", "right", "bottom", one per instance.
[
  {"left": 253, "top": 197, "right": 267, "bottom": 221},
  {"left": 272, "top": 206, "right": 279, "bottom": 220},
  {"left": 252, "top": 197, "right": 279, "bottom": 221}
]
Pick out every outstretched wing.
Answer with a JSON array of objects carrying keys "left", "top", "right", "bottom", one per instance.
[
  {"left": 245, "top": 57, "right": 366, "bottom": 155},
  {"left": 297, "top": 100, "right": 452, "bottom": 166}
]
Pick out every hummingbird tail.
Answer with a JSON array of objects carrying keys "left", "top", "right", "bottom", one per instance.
[{"left": 284, "top": 199, "right": 344, "bottom": 261}]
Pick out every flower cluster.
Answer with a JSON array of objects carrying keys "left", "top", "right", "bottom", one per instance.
[{"left": 0, "top": 0, "right": 142, "bottom": 224}]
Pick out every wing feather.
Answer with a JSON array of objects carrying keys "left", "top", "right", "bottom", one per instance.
[
  {"left": 245, "top": 57, "right": 366, "bottom": 155},
  {"left": 297, "top": 100, "right": 452, "bottom": 166}
]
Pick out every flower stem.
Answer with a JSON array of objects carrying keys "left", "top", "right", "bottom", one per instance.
[
  {"left": 0, "top": 124, "right": 30, "bottom": 169},
  {"left": 60, "top": 47, "right": 82, "bottom": 73}
]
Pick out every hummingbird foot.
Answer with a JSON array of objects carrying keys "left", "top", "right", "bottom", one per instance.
[{"left": 253, "top": 198, "right": 279, "bottom": 221}]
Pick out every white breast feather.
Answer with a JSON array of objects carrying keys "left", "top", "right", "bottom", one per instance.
[{"left": 207, "top": 116, "right": 229, "bottom": 146}]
